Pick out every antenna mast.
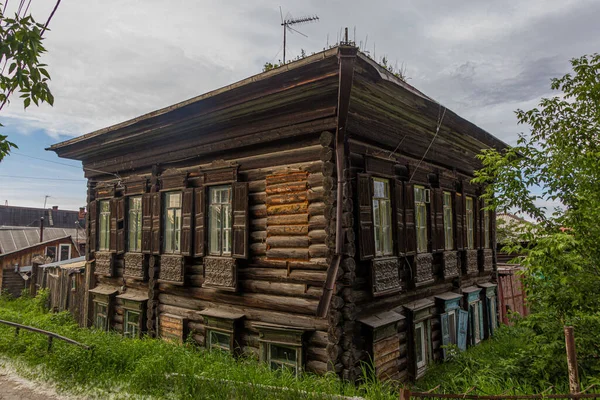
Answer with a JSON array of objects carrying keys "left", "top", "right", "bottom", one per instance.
[{"left": 280, "top": 11, "right": 319, "bottom": 64}]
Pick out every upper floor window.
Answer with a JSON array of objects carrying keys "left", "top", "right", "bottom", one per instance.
[
  {"left": 372, "top": 178, "right": 393, "bottom": 256},
  {"left": 128, "top": 196, "right": 142, "bottom": 252},
  {"left": 59, "top": 243, "right": 71, "bottom": 261},
  {"left": 98, "top": 200, "right": 110, "bottom": 251},
  {"left": 483, "top": 200, "right": 490, "bottom": 248},
  {"left": 443, "top": 192, "right": 454, "bottom": 250},
  {"left": 208, "top": 185, "right": 232, "bottom": 256},
  {"left": 414, "top": 186, "right": 428, "bottom": 253},
  {"left": 45, "top": 246, "right": 56, "bottom": 262},
  {"left": 465, "top": 196, "right": 474, "bottom": 249},
  {"left": 163, "top": 192, "right": 182, "bottom": 254}
]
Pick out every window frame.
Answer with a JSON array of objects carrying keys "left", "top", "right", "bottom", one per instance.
[
  {"left": 372, "top": 177, "right": 393, "bottom": 257},
  {"left": 59, "top": 243, "right": 71, "bottom": 261},
  {"left": 45, "top": 246, "right": 57, "bottom": 262},
  {"left": 208, "top": 185, "right": 233, "bottom": 257},
  {"left": 268, "top": 343, "right": 300, "bottom": 376},
  {"left": 414, "top": 321, "right": 428, "bottom": 369},
  {"left": 443, "top": 191, "right": 454, "bottom": 250},
  {"left": 163, "top": 191, "right": 183, "bottom": 254},
  {"left": 207, "top": 329, "right": 232, "bottom": 352},
  {"left": 127, "top": 196, "right": 143, "bottom": 253},
  {"left": 71, "top": 275, "right": 77, "bottom": 291},
  {"left": 414, "top": 185, "right": 429, "bottom": 253},
  {"left": 98, "top": 200, "right": 111, "bottom": 251},
  {"left": 465, "top": 196, "right": 475, "bottom": 249},
  {"left": 124, "top": 309, "right": 141, "bottom": 338},
  {"left": 94, "top": 301, "right": 109, "bottom": 331}
]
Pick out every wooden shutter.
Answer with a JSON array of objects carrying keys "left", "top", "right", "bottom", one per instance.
[
  {"left": 434, "top": 189, "right": 444, "bottom": 252},
  {"left": 455, "top": 193, "right": 464, "bottom": 250},
  {"left": 181, "top": 189, "right": 194, "bottom": 256},
  {"left": 474, "top": 198, "right": 481, "bottom": 249},
  {"left": 457, "top": 309, "right": 468, "bottom": 351},
  {"left": 194, "top": 187, "right": 205, "bottom": 257},
  {"left": 394, "top": 180, "right": 405, "bottom": 255},
  {"left": 89, "top": 200, "right": 97, "bottom": 253},
  {"left": 116, "top": 197, "right": 125, "bottom": 254},
  {"left": 109, "top": 198, "right": 117, "bottom": 253},
  {"left": 232, "top": 182, "right": 249, "bottom": 259},
  {"left": 141, "top": 194, "right": 152, "bottom": 254},
  {"left": 357, "top": 174, "right": 375, "bottom": 260},
  {"left": 404, "top": 183, "right": 416, "bottom": 256},
  {"left": 151, "top": 192, "right": 161, "bottom": 255},
  {"left": 440, "top": 313, "right": 450, "bottom": 359},
  {"left": 478, "top": 301, "right": 485, "bottom": 340}
]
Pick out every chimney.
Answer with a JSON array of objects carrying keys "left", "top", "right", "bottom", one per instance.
[
  {"left": 40, "top": 217, "right": 44, "bottom": 242},
  {"left": 52, "top": 206, "right": 58, "bottom": 210},
  {"left": 79, "top": 207, "right": 86, "bottom": 219}
]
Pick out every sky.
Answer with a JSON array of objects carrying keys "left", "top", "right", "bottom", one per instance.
[{"left": 1, "top": 0, "right": 599, "bottom": 211}]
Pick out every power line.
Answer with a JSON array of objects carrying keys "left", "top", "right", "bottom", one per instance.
[
  {"left": 0, "top": 174, "right": 86, "bottom": 182},
  {"left": 10, "top": 152, "right": 83, "bottom": 169}
]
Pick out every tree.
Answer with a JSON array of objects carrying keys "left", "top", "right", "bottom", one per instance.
[
  {"left": 474, "top": 54, "right": 600, "bottom": 379},
  {"left": 0, "top": 1, "right": 60, "bottom": 162}
]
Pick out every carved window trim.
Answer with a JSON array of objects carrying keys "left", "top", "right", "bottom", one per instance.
[{"left": 127, "top": 196, "right": 143, "bottom": 253}]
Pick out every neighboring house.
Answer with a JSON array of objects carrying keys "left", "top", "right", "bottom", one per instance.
[
  {"left": 36, "top": 256, "right": 87, "bottom": 325},
  {"left": 48, "top": 45, "right": 506, "bottom": 382},
  {"left": 0, "top": 236, "right": 80, "bottom": 297},
  {"left": 0, "top": 205, "right": 86, "bottom": 229},
  {"left": 0, "top": 226, "right": 86, "bottom": 256}
]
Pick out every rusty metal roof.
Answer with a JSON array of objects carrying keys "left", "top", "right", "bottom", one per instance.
[{"left": 0, "top": 226, "right": 86, "bottom": 254}]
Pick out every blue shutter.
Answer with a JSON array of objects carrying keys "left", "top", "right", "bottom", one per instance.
[
  {"left": 479, "top": 301, "right": 485, "bottom": 340},
  {"left": 441, "top": 313, "right": 450, "bottom": 358},
  {"left": 457, "top": 309, "right": 468, "bottom": 351}
]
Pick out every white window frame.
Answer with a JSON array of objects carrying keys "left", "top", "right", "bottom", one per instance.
[
  {"left": 415, "top": 321, "right": 428, "bottom": 369},
  {"left": 414, "top": 186, "right": 428, "bottom": 253},
  {"left": 372, "top": 177, "right": 393, "bottom": 257},
  {"left": 94, "top": 301, "right": 109, "bottom": 331},
  {"left": 443, "top": 191, "right": 454, "bottom": 250},
  {"left": 71, "top": 275, "right": 77, "bottom": 291},
  {"left": 208, "top": 185, "right": 233, "bottom": 256},
  {"left": 98, "top": 200, "right": 111, "bottom": 251},
  {"left": 124, "top": 309, "right": 141, "bottom": 338},
  {"left": 447, "top": 309, "right": 457, "bottom": 345},
  {"left": 59, "top": 243, "right": 71, "bottom": 261},
  {"left": 163, "top": 191, "right": 183, "bottom": 254},
  {"left": 466, "top": 196, "right": 474, "bottom": 249},
  {"left": 128, "top": 196, "right": 143, "bottom": 252}
]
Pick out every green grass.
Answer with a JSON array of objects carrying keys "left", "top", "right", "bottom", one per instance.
[{"left": 0, "top": 292, "right": 398, "bottom": 399}]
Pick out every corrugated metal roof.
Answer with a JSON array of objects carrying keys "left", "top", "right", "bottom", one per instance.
[
  {"left": 40, "top": 256, "right": 86, "bottom": 269},
  {"left": 0, "top": 227, "right": 86, "bottom": 254}
]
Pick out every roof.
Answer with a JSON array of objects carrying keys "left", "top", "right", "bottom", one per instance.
[
  {"left": 359, "top": 310, "right": 405, "bottom": 329},
  {"left": 116, "top": 290, "right": 149, "bottom": 302},
  {"left": 40, "top": 256, "right": 86, "bottom": 269},
  {"left": 199, "top": 309, "right": 244, "bottom": 320},
  {"left": 0, "top": 235, "right": 77, "bottom": 258},
  {"left": 403, "top": 298, "right": 435, "bottom": 311},
  {"left": 48, "top": 46, "right": 507, "bottom": 174},
  {"left": 435, "top": 291, "right": 463, "bottom": 301},
  {"left": 0, "top": 205, "right": 85, "bottom": 229},
  {"left": 0, "top": 226, "right": 86, "bottom": 254},
  {"left": 89, "top": 285, "right": 118, "bottom": 296}
]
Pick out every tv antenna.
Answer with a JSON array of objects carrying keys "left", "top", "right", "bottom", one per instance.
[{"left": 280, "top": 8, "right": 319, "bottom": 64}]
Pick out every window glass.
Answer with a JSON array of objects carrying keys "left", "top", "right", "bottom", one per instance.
[
  {"left": 98, "top": 200, "right": 111, "bottom": 251},
  {"left": 59, "top": 244, "right": 70, "bottom": 261},
  {"left": 94, "top": 302, "right": 108, "bottom": 331},
  {"left": 372, "top": 178, "right": 393, "bottom": 256},
  {"left": 45, "top": 246, "right": 56, "bottom": 262},
  {"left": 466, "top": 197, "right": 474, "bottom": 249},
  {"left": 124, "top": 310, "right": 140, "bottom": 337},
  {"left": 128, "top": 196, "right": 143, "bottom": 252},
  {"left": 208, "top": 186, "right": 232, "bottom": 256},
  {"left": 208, "top": 330, "right": 231, "bottom": 352},
  {"left": 163, "top": 192, "right": 182, "bottom": 254},
  {"left": 414, "top": 186, "right": 428, "bottom": 253},
  {"left": 443, "top": 192, "right": 454, "bottom": 250},
  {"left": 269, "top": 344, "right": 299, "bottom": 375},
  {"left": 415, "top": 322, "right": 426, "bottom": 368},
  {"left": 71, "top": 276, "right": 76, "bottom": 291},
  {"left": 483, "top": 200, "right": 490, "bottom": 248}
]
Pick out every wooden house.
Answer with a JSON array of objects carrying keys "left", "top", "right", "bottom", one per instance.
[{"left": 48, "top": 45, "right": 506, "bottom": 382}]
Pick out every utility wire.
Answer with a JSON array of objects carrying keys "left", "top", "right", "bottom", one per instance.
[
  {"left": 0, "top": 174, "right": 86, "bottom": 181},
  {"left": 10, "top": 152, "right": 82, "bottom": 169},
  {"left": 409, "top": 104, "right": 447, "bottom": 182}
]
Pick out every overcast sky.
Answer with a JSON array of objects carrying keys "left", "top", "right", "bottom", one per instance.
[{"left": 1, "top": 0, "right": 599, "bottom": 211}]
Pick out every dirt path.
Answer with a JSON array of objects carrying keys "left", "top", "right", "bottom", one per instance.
[{"left": 0, "top": 365, "right": 74, "bottom": 400}]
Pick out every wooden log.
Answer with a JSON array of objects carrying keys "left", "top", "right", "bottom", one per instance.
[
  {"left": 267, "top": 202, "right": 308, "bottom": 216},
  {"left": 265, "top": 171, "right": 308, "bottom": 185},
  {"left": 265, "top": 181, "right": 307, "bottom": 195},
  {"left": 250, "top": 231, "right": 267, "bottom": 242},
  {"left": 239, "top": 268, "right": 327, "bottom": 284},
  {"left": 309, "top": 244, "right": 328, "bottom": 258},
  {"left": 266, "top": 248, "right": 309, "bottom": 260},
  {"left": 249, "top": 191, "right": 266, "bottom": 205},
  {"left": 328, "top": 326, "right": 342, "bottom": 344},
  {"left": 308, "top": 202, "right": 325, "bottom": 217},
  {"left": 307, "top": 172, "right": 324, "bottom": 188},
  {"left": 342, "top": 303, "right": 357, "bottom": 321},
  {"left": 187, "top": 321, "right": 206, "bottom": 332},
  {"left": 307, "top": 346, "right": 330, "bottom": 363},
  {"left": 266, "top": 225, "right": 308, "bottom": 236},
  {"left": 251, "top": 218, "right": 266, "bottom": 231},
  {"left": 266, "top": 192, "right": 308, "bottom": 205},
  {"left": 309, "top": 331, "right": 329, "bottom": 347},
  {"left": 322, "top": 162, "right": 335, "bottom": 177},
  {"left": 320, "top": 131, "right": 334, "bottom": 147},
  {"left": 266, "top": 236, "right": 310, "bottom": 248},
  {"left": 320, "top": 147, "right": 334, "bottom": 162},
  {"left": 306, "top": 360, "right": 332, "bottom": 375},
  {"left": 309, "top": 215, "right": 326, "bottom": 230},
  {"left": 248, "top": 180, "right": 265, "bottom": 193},
  {"left": 250, "top": 243, "right": 267, "bottom": 256},
  {"left": 188, "top": 274, "right": 204, "bottom": 287},
  {"left": 267, "top": 214, "right": 308, "bottom": 226},
  {"left": 307, "top": 187, "right": 325, "bottom": 202},
  {"left": 241, "top": 280, "right": 321, "bottom": 299},
  {"left": 308, "top": 229, "right": 327, "bottom": 244},
  {"left": 250, "top": 204, "right": 267, "bottom": 218}
]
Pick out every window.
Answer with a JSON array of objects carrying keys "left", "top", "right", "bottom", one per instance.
[
  {"left": 469, "top": 300, "right": 484, "bottom": 344},
  {"left": 98, "top": 200, "right": 111, "bottom": 251},
  {"left": 163, "top": 192, "right": 182, "bottom": 254},
  {"left": 45, "top": 246, "right": 56, "bottom": 262},
  {"left": 207, "top": 330, "right": 231, "bottom": 352},
  {"left": 372, "top": 178, "right": 393, "bottom": 256},
  {"left": 414, "top": 186, "right": 428, "bottom": 253},
  {"left": 94, "top": 302, "right": 108, "bottom": 331},
  {"left": 465, "top": 196, "right": 474, "bottom": 249},
  {"left": 128, "top": 196, "right": 143, "bottom": 252},
  {"left": 443, "top": 192, "right": 454, "bottom": 250},
  {"left": 59, "top": 244, "right": 70, "bottom": 261},
  {"left": 269, "top": 344, "right": 300, "bottom": 375},
  {"left": 415, "top": 321, "right": 429, "bottom": 369},
  {"left": 483, "top": 200, "right": 490, "bottom": 248},
  {"left": 124, "top": 310, "right": 140, "bottom": 337},
  {"left": 447, "top": 310, "right": 457, "bottom": 345},
  {"left": 208, "top": 185, "right": 232, "bottom": 256},
  {"left": 71, "top": 276, "right": 76, "bottom": 291}
]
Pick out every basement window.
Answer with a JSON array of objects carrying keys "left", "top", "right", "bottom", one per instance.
[
  {"left": 207, "top": 330, "right": 232, "bottom": 352},
  {"left": 94, "top": 302, "right": 108, "bottom": 331},
  {"left": 269, "top": 344, "right": 299, "bottom": 375},
  {"left": 124, "top": 310, "right": 141, "bottom": 338},
  {"left": 256, "top": 323, "right": 307, "bottom": 377}
]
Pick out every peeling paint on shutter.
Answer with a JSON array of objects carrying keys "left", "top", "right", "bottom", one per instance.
[
  {"left": 474, "top": 198, "right": 481, "bottom": 249},
  {"left": 151, "top": 192, "right": 161, "bottom": 255},
  {"left": 232, "top": 182, "right": 249, "bottom": 259},
  {"left": 457, "top": 309, "right": 468, "bottom": 351},
  {"left": 194, "top": 186, "right": 205, "bottom": 257},
  {"left": 181, "top": 189, "right": 194, "bottom": 256},
  {"left": 394, "top": 180, "right": 405, "bottom": 255},
  {"left": 404, "top": 183, "right": 416, "bottom": 256},
  {"left": 109, "top": 198, "right": 117, "bottom": 253},
  {"left": 89, "top": 200, "right": 97, "bottom": 254},
  {"left": 434, "top": 189, "right": 444, "bottom": 252},
  {"left": 440, "top": 312, "right": 450, "bottom": 358},
  {"left": 455, "top": 193, "right": 464, "bottom": 251},
  {"left": 141, "top": 194, "right": 152, "bottom": 254},
  {"left": 357, "top": 174, "right": 375, "bottom": 260},
  {"left": 116, "top": 197, "right": 125, "bottom": 254}
]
